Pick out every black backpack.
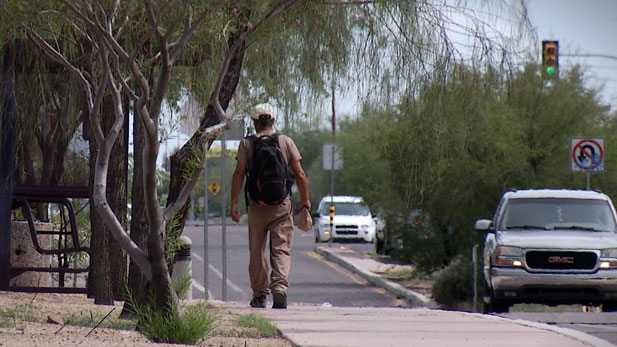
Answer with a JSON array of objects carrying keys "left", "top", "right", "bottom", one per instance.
[{"left": 245, "top": 134, "right": 294, "bottom": 206}]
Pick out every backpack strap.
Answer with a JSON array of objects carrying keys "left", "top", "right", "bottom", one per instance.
[{"left": 244, "top": 135, "right": 257, "bottom": 207}]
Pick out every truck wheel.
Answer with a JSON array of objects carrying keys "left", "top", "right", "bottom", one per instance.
[
  {"left": 489, "top": 298, "right": 510, "bottom": 313},
  {"left": 602, "top": 302, "right": 617, "bottom": 312}
]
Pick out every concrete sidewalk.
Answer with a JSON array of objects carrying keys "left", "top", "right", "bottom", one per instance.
[{"left": 213, "top": 245, "right": 613, "bottom": 347}]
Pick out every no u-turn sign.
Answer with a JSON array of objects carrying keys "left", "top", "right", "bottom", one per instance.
[{"left": 570, "top": 137, "right": 604, "bottom": 172}]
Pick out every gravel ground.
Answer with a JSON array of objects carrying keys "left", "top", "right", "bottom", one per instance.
[{"left": 0, "top": 291, "right": 292, "bottom": 347}]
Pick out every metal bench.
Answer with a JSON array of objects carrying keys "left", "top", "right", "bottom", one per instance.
[{"left": 10, "top": 185, "right": 90, "bottom": 293}]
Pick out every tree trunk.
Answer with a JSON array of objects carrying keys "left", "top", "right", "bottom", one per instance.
[
  {"left": 166, "top": 33, "right": 246, "bottom": 248},
  {"left": 86, "top": 95, "right": 128, "bottom": 304},
  {"left": 107, "top": 97, "right": 129, "bottom": 299},
  {"left": 85, "top": 98, "right": 112, "bottom": 303},
  {"left": 124, "top": 99, "right": 150, "bottom": 315}
]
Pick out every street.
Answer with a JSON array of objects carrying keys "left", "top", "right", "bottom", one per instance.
[{"left": 182, "top": 220, "right": 403, "bottom": 308}]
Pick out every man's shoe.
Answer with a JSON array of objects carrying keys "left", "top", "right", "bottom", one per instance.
[
  {"left": 272, "top": 290, "right": 287, "bottom": 309},
  {"left": 250, "top": 295, "right": 267, "bottom": 308}
]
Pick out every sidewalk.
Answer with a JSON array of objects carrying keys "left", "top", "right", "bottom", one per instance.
[{"left": 214, "top": 245, "right": 614, "bottom": 347}]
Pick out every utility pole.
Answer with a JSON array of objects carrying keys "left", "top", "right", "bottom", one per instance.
[{"left": 329, "top": 81, "right": 336, "bottom": 245}]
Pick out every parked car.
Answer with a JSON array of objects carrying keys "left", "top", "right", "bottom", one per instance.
[
  {"left": 313, "top": 196, "right": 376, "bottom": 243},
  {"left": 374, "top": 209, "right": 425, "bottom": 255},
  {"left": 475, "top": 189, "right": 617, "bottom": 312}
]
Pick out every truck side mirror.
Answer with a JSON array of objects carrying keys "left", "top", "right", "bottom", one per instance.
[{"left": 474, "top": 219, "right": 493, "bottom": 232}]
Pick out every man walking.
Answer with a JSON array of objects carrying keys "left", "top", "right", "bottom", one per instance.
[{"left": 230, "top": 103, "right": 310, "bottom": 309}]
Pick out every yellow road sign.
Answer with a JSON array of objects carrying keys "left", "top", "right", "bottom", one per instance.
[{"left": 208, "top": 181, "right": 221, "bottom": 195}]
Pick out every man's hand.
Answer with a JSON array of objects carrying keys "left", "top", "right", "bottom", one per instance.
[
  {"left": 231, "top": 203, "right": 241, "bottom": 223},
  {"left": 301, "top": 199, "right": 311, "bottom": 212}
]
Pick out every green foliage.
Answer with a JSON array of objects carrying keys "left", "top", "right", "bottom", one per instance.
[
  {"left": 235, "top": 313, "right": 279, "bottom": 338},
  {"left": 339, "top": 63, "right": 615, "bottom": 265},
  {"left": 383, "top": 212, "right": 446, "bottom": 273},
  {"left": 173, "top": 269, "right": 193, "bottom": 300},
  {"left": 125, "top": 289, "right": 216, "bottom": 345},
  {"left": 64, "top": 311, "right": 136, "bottom": 330},
  {"left": 431, "top": 257, "right": 474, "bottom": 309},
  {"left": 0, "top": 303, "right": 37, "bottom": 328}
]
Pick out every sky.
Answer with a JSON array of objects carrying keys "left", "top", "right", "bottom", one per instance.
[{"left": 527, "top": 0, "right": 617, "bottom": 109}]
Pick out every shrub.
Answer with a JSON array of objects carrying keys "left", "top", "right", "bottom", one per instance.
[
  {"left": 125, "top": 290, "right": 216, "bottom": 345},
  {"left": 384, "top": 212, "right": 446, "bottom": 273},
  {"left": 431, "top": 257, "right": 474, "bottom": 309}
]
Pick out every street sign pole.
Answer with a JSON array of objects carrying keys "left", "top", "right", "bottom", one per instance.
[
  {"left": 221, "top": 139, "right": 227, "bottom": 301},
  {"left": 202, "top": 153, "right": 209, "bottom": 300},
  {"left": 329, "top": 145, "right": 334, "bottom": 246},
  {"left": 329, "top": 86, "right": 336, "bottom": 245}
]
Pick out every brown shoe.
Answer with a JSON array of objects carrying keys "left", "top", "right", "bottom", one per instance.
[
  {"left": 250, "top": 295, "right": 267, "bottom": 308},
  {"left": 272, "top": 290, "right": 287, "bottom": 309}
]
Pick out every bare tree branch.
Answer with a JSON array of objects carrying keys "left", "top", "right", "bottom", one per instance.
[
  {"left": 163, "top": 122, "right": 227, "bottom": 221},
  {"left": 211, "top": 0, "right": 301, "bottom": 122}
]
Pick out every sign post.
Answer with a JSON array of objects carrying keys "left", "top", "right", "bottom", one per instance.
[
  {"left": 570, "top": 137, "right": 605, "bottom": 190},
  {"left": 323, "top": 144, "right": 341, "bottom": 244},
  {"left": 203, "top": 118, "right": 244, "bottom": 301}
]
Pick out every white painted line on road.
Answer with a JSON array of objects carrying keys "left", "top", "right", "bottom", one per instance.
[{"left": 192, "top": 253, "right": 247, "bottom": 296}]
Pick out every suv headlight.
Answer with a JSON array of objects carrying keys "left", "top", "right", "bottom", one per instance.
[
  {"left": 600, "top": 248, "right": 617, "bottom": 268},
  {"left": 493, "top": 246, "right": 523, "bottom": 267}
]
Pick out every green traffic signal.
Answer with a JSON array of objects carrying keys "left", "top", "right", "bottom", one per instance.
[{"left": 542, "top": 40, "right": 558, "bottom": 78}]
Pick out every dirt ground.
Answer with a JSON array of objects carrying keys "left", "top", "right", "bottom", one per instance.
[{"left": 0, "top": 291, "right": 293, "bottom": 347}]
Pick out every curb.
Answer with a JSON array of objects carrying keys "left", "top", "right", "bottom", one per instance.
[
  {"left": 314, "top": 246, "right": 437, "bottom": 308},
  {"left": 314, "top": 245, "right": 613, "bottom": 347}
]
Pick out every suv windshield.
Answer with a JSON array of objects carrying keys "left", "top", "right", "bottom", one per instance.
[
  {"left": 499, "top": 198, "right": 617, "bottom": 232},
  {"left": 320, "top": 202, "right": 370, "bottom": 216}
]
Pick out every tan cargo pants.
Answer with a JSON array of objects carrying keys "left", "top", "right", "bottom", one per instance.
[{"left": 247, "top": 197, "right": 294, "bottom": 297}]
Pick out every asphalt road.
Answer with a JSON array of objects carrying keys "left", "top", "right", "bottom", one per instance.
[{"left": 182, "top": 219, "right": 403, "bottom": 308}]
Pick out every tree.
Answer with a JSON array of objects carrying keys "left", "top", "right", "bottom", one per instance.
[
  {"left": 339, "top": 64, "right": 614, "bottom": 262},
  {"left": 23, "top": 0, "right": 306, "bottom": 313}
]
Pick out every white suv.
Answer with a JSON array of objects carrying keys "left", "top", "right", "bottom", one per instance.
[
  {"left": 475, "top": 189, "right": 617, "bottom": 312},
  {"left": 313, "top": 196, "right": 376, "bottom": 243}
]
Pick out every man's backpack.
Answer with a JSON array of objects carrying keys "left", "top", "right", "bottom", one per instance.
[{"left": 245, "top": 134, "right": 294, "bottom": 206}]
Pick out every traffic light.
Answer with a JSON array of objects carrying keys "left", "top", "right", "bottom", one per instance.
[{"left": 542, "top": 40, "right": 559, "bottom": 77}]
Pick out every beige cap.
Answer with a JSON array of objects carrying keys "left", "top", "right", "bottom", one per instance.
[{"left": 251, "top": 103, "right": 275, "bottom": 120}]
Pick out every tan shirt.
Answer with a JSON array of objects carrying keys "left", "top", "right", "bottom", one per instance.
[{"left": 236, "top": 134, "right": 302, "bottom": 172}]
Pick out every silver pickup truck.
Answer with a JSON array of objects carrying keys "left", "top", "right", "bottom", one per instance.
[{"left": 475, "top": 189, "right": 617, "bottom": 312}]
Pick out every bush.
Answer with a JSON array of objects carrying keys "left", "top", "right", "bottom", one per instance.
[
  {"left": 384, "top": 212, "right": 446, "bottom": 273},
  {"left": 431, "top": 257, "right": 474, "bottom": 309},
  {"left": 125, "top": 290, "right": 216, "bottom": 345}
]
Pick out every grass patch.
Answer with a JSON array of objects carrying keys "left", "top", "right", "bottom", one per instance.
[
  {"left": 383, "top": 266, "right": 417, "bottom": 280},
  {"left": 64, "top": 311, "right": 137, "bottom": 330},
  {"left": 235, "top": 313, "right": 279, "bottom": 338},
  {"left": 0, "top": 302, "right": 38, "bottom": 328},
  {"left": 126, "top": 289, "right": 217, "bottom": 345}
]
